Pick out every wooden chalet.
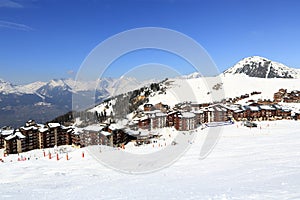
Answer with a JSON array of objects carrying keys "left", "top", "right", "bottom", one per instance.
[
  {"left": 274, "top": 88, "right": 287, "bottom": 103},
  {"left": 277, "top": 107, "right": 292, "bottom": 119},
  {"left": 233, "top": 109, "right": 245, "bottom": 121},
  {"left": 259, "top": 105, "right": 276, "bottom": 120},
  {"left": 244, "top": 106, "right": 261, "bottom": 120}
]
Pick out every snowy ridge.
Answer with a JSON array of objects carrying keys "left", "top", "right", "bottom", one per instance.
[
  {"left": 88, "top": 72, "right": 300, "bottom": 117},
  {"left": 0, "top": 77, "right": 147, "bottom": 96},
  {"left": 223, "top": 56, "right": 300, "bottom": 78},
  {"left": 0, "top": 77, "right": 148, "bottom": 127},
  {"left": 180, "top": 72, "right": 203, "bottom": 79},
  {"left": 0, "top": 79, "right": 18, "bottom": 94}
]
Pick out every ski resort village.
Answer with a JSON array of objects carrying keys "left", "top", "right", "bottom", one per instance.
[
  {"left": 2, "top": 0, "right": 300, "bottom": 198},
  {"left": 1, "top": 56, "right": 300, "bottom": 199},
  {"left": 1, "top": 79, "right": 300, "bottom": 155}
]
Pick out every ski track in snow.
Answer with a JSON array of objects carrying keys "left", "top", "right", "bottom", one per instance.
[{"left": 1, "top": 120, "right": 300, "bottom": 199}]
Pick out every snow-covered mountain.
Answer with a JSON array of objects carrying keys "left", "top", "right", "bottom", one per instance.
[
  {"left": 2, "top": 55, "right": 300, "bottom": 127},
  {"left": 0, "top": 77, "right": 147, "bottom": 127},
  {"left": 180, "top": 72, "right": 203, "bottom": 79},
  {"left": 0, "top": 79, "right": 19, "bottom": 94},
  {"left": 89, "top": 69, "right": 300, "bottom": 122},
  {"left": 223, "top": 56, "right": 300, "bottom": 78}
]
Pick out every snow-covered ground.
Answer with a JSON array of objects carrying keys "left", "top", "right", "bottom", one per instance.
[
  {"left": 141, "top": 75, "right": 300, "bottom": 108},
  {"left": 1, "top": 120, "right": 300, "bottom": 199}
]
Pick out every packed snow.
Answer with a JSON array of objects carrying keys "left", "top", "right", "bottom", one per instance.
[{"left": 1, "top": 120, "right": 300, "bottom": 199}]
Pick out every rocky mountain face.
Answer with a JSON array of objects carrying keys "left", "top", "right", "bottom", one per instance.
[{"left": 223, "top": 56, "right": 300, "bottom": 78}]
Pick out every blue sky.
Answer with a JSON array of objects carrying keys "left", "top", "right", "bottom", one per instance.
[{"left": 1, "top": 0, "right": 300, "bottom": 84}]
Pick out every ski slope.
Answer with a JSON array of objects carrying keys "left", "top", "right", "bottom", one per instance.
[
  {"left": 1, "top": 120, "right": 300, "bottom": 199},
  {"left": 144, "top": 75, "right": 300, "bottom": 107}
]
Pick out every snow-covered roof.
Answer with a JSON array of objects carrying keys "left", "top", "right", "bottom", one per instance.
[
  {"left": 128, "top": 121, "right": 138, "bottom": 125},
  {"left": 48, "top": 123, "right": 61, "bottom": 128},
  {"left": 73, "top": 127, "right": 82, "bottom": 135},
  {"left": 144, "top": 110, "right": 160, "bottom": 115},
  {"left": 281, "top": 106, "right": 292, "bottom": 112},
  {"left": 249, "top": 106, "right": 260, "bottom": 111},
  {"left": 222, "top": 104, "right": 240, "bottom": 111},
  {"left": 193, "top": 110, "right": 204, "bottom": 114},
  {"left": 167, "top": 111, "right": 178, "bottom": 115},
  {"left": 242, "top": 106, "right": 248, "bottom": 111},
  {"left": 39, "top": 127, "right": 48, "bottom": 133},
  {"left": 109, "top": 123, "right": 125, "bottom": 131},
  {"left": 20, "top": 126, "right": 38, "bottom": 131},
  {"left": 100, "top": 131, "right": 111, "bottom": 136},
  {"left": 273, "top": 105, "right": 282, "bottom": 109},
  {"left": 126, "top": 129, "right": 151, "bottom": 137},
  {"left": 61, "top": 125, "right": 73, "bottom": 130},
  {"left": 83, "top": 125, "right": 104, "bottom": 132},
  {"left": 211, "top": 106, "right": 227, "bottom": 112},
  {"left": 282, "top": 108, "right": 292, "bottom": 112},
  {"left": 5, "top": 134, "right": 16, "bottom": 140},
  {"left": 208, "top": 108, "right": 214, "bottom": 112},
  {"left": 155, "top": 112, "right": 167, "bottom": 117},
  {"left": 181, "top": 112, "right": 195, "bottom": 118},
  {"left": 137, "top": 116, "right": 149, "bottom": 121},
  {"left": 5, "top": 132, "right": 25, "bottom": 140},
  {"left": 259, "top": 105, "right": 275, "bottom": 110},
  {"left": 234, "top": 109, "right": 244, "bottom": 113},
  {"left": 15, "top": 131, "right": 26, "bottom": 139},
  {"left": 1, "top": 129, "right": 14, "bottom": 136}
]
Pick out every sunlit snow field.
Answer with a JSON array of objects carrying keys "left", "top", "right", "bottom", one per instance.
[{"left": 1, "top": 120, "right": 300, "bottom": 200}]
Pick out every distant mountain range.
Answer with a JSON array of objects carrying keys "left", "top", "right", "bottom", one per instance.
[
  {"left": 0, "top": 77, "right": 149, "bottom": 127},
  {"left": 1, "top": 56, "right": 299, "bottom": 127}
]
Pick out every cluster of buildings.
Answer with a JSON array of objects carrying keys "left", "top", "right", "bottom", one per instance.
[
  {"left": 0, "top": 120, "right": 74, "bottom": 155},
  {"left": 0, "top": 120, "right": 138, "bottom": 154},
  {"left": 1, "top": 97, "right": 300, "bottom": 155},
  {"left": 274, "top": 89, "right": 300, "bottom": 103},
  {"left": 129, "top": 101, "right": 298, "bottom": 132}
]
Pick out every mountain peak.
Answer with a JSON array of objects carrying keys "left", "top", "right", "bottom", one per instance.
[
  {"left": 0, "top": 79, "right": 17, "bottom": 93},
  {"left": 223, "top": 56, "right": 300, "bottom": 79}
]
